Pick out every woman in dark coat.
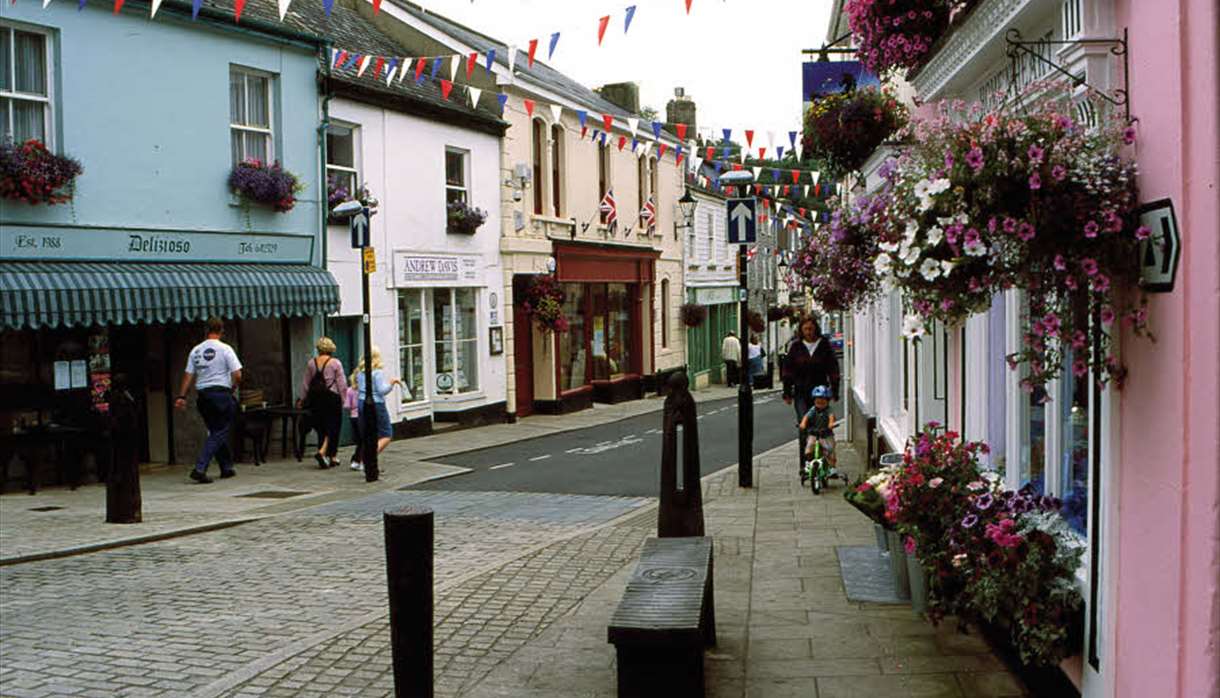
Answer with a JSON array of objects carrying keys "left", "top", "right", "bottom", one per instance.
[{"left": 781, "top": 317, "right": 841, "bottom": 420}]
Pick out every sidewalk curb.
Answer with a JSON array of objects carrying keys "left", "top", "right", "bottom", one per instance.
[{"left": 0, "top": 517, "right": 260, "bottom": 567}]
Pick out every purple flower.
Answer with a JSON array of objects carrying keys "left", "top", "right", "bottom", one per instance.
[
  {"left": 975, "top": 492, "right": 994, "bottom": 510},
  {"left": 1072, "top": 359, "right": 1088, "bottom": 377},
  {"left": 1017, "top": 223, "right": 1036, "bottom": 241},
  {"left": 944, "top": 151, "right": 955, "bottom": 170},
  {"left": 1051, "top": 164, "right": 1067, "bottom": 181},
  {"left": 964, "top": 227, "right": 981, "bottom": 245},
  {"left": 1100, "top": 306, "right": 1116, "bottom": 324},
  {"left": 961, "top": 513, "right": 979, "bottom": 529},
  {"left": 1122, "top": 126, "right": 1137, "bottom": 145},
  {"left": 1027, "top": 144, "right": 1045, "bottom": 164},
  {"left": 1028, "top": 172, "right": 1042, "bottom": 190},
  {"left": 1092, "top": 274, "right": 1111, "bottom": 293},
  {"left": 1002, "top": 217, "right": 1017, "bottom": 234},
  {"left": 1053, "top": 254, "right": 1067, "bottom": 271},
  {"left": 1064, "top": 275, "right": 1078, "bottom": 290},
  {"left": 1071, "top": 330, "right": 1087, "bottom": 350},
  {"left": 1081, "top": 258, "right": 1099, "bottom": 276},
  {"left": 965, "top": 146, "right": 985, "bottom": 173},
  {"left": 1042, "top": 313, "right": 1061, "bottom": 336},
  {"left": 1084, "top": 221, "right": 1100, "bottom": 238},
  {"left": 1135, "top": 225, "right": 1152, "bottom": 240}
]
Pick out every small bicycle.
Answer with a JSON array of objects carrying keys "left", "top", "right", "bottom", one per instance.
[{"left": 799, "top": 422, "right": 846, "bottom": 495}]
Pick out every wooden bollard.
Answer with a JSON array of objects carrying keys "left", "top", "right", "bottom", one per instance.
[
  {"left": 385, "top": 506, "right": 434, "bottom": 698},
  {"left": 106, "top": 379, "right": 142, "bottom": 524},
  {"left": 658, "top": 371, "right": 705, "bottom": 538}
]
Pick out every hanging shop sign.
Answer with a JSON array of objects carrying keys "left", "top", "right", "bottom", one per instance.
[
  {"left": 693, "top": 286, "right": 737, "bottom": 306},
  {"left": 0, "top": 225, "right": 314, "bottom": 264},
  {"left": 392, "top": 252, "right": 481, "bottom": 287}
]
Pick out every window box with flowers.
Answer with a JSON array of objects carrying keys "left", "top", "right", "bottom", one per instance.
[
  {"left": 0, "top": 139, "right": 82, "bottom": 206},
  {"left": 228, "top": 160, "right": 302, "bottom": 213},
  {"left": 802, "top": 86, "right": 909, "bottom": 178},
  {"left": 327, "top": 176, "right": 373, "bottom": 225},
  {"left": 447, "top": 201, "right": 487, "bottom": 236}
]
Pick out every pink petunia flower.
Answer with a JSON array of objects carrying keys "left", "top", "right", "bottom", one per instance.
[
  {"left": 1100, "top": 306, "right": 1116, "bottom": 324},
  {"left": 1135, "top": 225, "right": 1151, "bottom": 240},
  {"left": 1053, "top": 254, "right": 1067, "bottom": 271},
  {"left": 1051, "top": 164, "right": 1067, "bottom": 181},
  {"left": 1084, "top": 221, "right": 1100, "bottom": 238},
  {"left": 1073, "top": 359, "right": 1088, "bottom": 377},
  {"left": 1122, "top": 125, "right": 1137, "bottom": 145},
  {"left": 1081, "top": 258, "right": 1099, "bottom": 276}
]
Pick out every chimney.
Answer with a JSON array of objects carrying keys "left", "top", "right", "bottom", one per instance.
[
  {"left": 666, "top": 87, "right": 697, "bottom": 135},
  {"left": 595, "top": 82, "right": 640, "bottom": 114}
]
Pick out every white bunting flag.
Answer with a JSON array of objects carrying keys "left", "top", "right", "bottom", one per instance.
[
  {"left": 549, "top": 104, "right": 563, "bottom": 123},
  {"left": 627, "top": 117, "right": 639, "bottom": 135},
  {"left": 507, "top": 45, "right": 518, "bottom": 73},
  {"left": 803, "top": 184, "right": 810, "bottom": 198},
  {"left": 812, "top": 171, "right": 822, "bottom": 185},
  {"left": 386, "top": 63, "right": 398, "bottom": 86},
  {"left": 752, "top": 166, "right": 762, "bottom": 181},
  {"left": 43, "top": 0, "right": 53, "bottom": 6},
  {"left": 276, "top": 0, "right": 291, "bottom": 20},
  {"left": 449, "top": 55, "right": 461, "bottom": 83},
  {"left": 767, "top": 130, "right": 776, "bottom": 148},
  {"left": 356, "top": 55, "right": 372, "bottom": 78},
  {"left": 469, "top": 86, "right": 483, "bottom": 108},
  {"left": 740, "top": 150, "right": 747, "bottom": 165},
  {"left": 398, "top": 60, "right": 410, "bottom": 84}
]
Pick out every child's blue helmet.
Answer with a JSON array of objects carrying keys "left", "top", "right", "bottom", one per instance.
[{"left": 811, "top": 385, "right": 832, "bottom": 399}]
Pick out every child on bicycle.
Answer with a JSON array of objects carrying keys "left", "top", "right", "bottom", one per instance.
[{"left": 799, "top": 385, "right": 837, "bottom": 470}]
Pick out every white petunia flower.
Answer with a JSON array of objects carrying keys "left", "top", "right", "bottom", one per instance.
[
  {"left": 903, "top": 220, "right": 919, "bottom": 244},
  {"left": 964, "top": 238, "right": 988, "bottom": 257},
  {"left": 925, "top": 226, "right": 944, "bottom": 246},
  {"left": 927, "top": 178, "right": 951, "bottom": 195},
  {"left": 919, "top": 258, "right": 942, "bottom": 280},
  {"left": 913, "top": 180, "right": 933, "bottom": 199},
  {"left": 901, "top": 245, "right": 921, "bottom": 266},
  {"left": 940, "top": 260, "right": 956, "bottom": 276},
  {"left": 878, "top": 239, "right": 899, "bottom": 253},
  {"left": 873, "top": 253, "right": 893, "bottom": 275},
  {"left": 903, "top": 315, "right": 927, "bottom": 339}
]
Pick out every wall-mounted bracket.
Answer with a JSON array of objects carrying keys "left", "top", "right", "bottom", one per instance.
[{"left": 1004, "top": 27, "right": 1130, "bottom": 121}]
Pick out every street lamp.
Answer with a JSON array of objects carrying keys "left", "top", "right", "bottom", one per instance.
[
  {"left": 718, "top": 169, "right": 755, "bottom": 487},
  {"left": 678, "top": 187, "right": 697, "bottom": 227},
  {"left": 332, "top": 197, "right": 381, "bottom": 483}
]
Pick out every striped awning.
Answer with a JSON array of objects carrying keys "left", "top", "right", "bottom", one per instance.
[{"left": 0, "top": 262, "right": 341, "bottom": 330}]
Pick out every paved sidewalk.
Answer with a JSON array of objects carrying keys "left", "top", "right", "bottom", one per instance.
[{"left": 0, "top": 384, "right": 754, "bottom": 564}]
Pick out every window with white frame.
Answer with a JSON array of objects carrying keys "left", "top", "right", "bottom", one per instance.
[
  {"left": 0, "top": 25, "right": 50, "bottom": 144},
  {"left": 550, "top": 123, "right": 564, "bottom": 217},
  {"left": 661, "top": 278, "right": 670, "bottom": 349},
  {"left": 397, "top": 290, "right": 426, "bottom": 404},
  {"left": 326, "top": 123, "right": 359, "bottom": 203},
  {"left": 229, "top": 67, "right": 273, "bottom": 165},
  {"left": 445, "top": 147, "right": 468, "bottom": 206},
  {"left": 531, "top": 119, "right": 545, "bottom": 214},
  {"left": 637, "top": 155, "right": 648, "bottom": 221},
  {"left": 433, "top": 288, "right": 479, "bottom": 395}
]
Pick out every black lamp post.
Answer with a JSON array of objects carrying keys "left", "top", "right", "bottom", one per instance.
[{"left": 719, "top": 169, "right": 756, "bottom": 488}]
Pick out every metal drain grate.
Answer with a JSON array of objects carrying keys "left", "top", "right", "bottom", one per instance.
[
  {"left": 235, "top": 490, "right": 309, "bottom": 499},
  {"left": 29, "top": 506, "right": 65, "bottom": 512}
]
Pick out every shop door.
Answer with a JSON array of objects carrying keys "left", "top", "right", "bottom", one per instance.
[
  {"left": 329, "top": 317, "right": 360, "bottom": 445},
  {"left": 512, "top": 276, "right": 534, "bottom": 417}
]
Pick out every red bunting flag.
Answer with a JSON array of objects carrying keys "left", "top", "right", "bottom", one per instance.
[
  {"left": 372, "top": 0, "right": 381, "bottom": 12},
  {"left": 602, "top": 114, "right": 614, "bottom": 131},
  {"left": 745, "top": 130, "right": 754, "bottom": 147},
  {"left": 581, "top": 126, "right": 588, "bottom": 139},
  {"left": 440, "top": 79, "right": 454, "bottom": 101},
  {"left": 598, "top": 15, "right": 611, "bottom": 45},
  {"left": 113, "top": 0, "right": 124, "bottom": 13},
  {"left": 658, "top": 143, "right": 669, "bottom": 159},
  {"left": 705, "top": 146, "right": 714, "bottom": 160},
  {"left": 753, "top": 184, "right": 762, "bottom": 195},
  {"left": 676, "top": 123, "right": 687, "bottom": 140},
  {"left": 758, "top": 147, "right": 766, "bottom": 160},
  {"left": 732, "top": 163, "right": 743, "bottom": 171},
  {"left": 466, "top": 52, "right": 478, "bottom": 80},
  {"left": 791, "top": 169, "right": 800, "bottom": 184},
  {"left": 524, "top": 99, "right": 536, "bottom": 118},
  {"left": 372, "top": 56, "right": 386, "bottom": 78},
  {"left": 234, "top": 0, "right": 245, "bottom": 21},
  {"left": 815, "top": 184, "right": 821, "bottom": 197},
  {"left": 527, "top": 39, "right": 539, "bottom": 67},
  {"left": 685, "top": 0, "right": 692, "bottom": 14},
  {"left": 414, "top": 57, "right": 426, "bottom": 81},
  {"left": 618, "top": 135, "right": 627, "bottom": 151},
  {"left": 784, "top": 185, "right": 791, "bottom": 196},
  {"left": 676, "top": 151, "right": 684, "bottom": 166}
]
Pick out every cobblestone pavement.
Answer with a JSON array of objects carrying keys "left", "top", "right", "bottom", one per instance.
[{"left": 0, "top": 490, "right": 649, "bottom": 698}]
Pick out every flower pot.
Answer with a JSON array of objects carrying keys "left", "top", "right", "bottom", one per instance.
[
  {"left": 874, "top": 523, "right": 887, "bottom": 553},
  {"left": 906, "top": 553, "right": 928, "bottom": 615},
  {"left": 885, "top": 530, "right": 910, "bottom": 600}
]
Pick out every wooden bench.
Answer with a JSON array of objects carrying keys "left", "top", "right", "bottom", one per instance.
[{"left": 607, "top": 536, "right": 716, "bottom": 697}]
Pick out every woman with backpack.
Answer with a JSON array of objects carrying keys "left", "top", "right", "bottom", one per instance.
[{"left": 298, "top": 337, "right": 347, "bottom": 469}]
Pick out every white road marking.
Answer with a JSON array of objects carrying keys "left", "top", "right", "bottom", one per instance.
[
  {"left": 529, "top": 454, "right": 552, "bottom": 462},
  {"left": 624, "top": 434, "right": 636, "bottom": 439},
  {"left": 565, "top": 447, "right": 584, "bottom": 454},
  {"left": 646, "top": 429, "right": 662, "bottom": 435},
  {"left": 566, "top": 436, "right": 645, "bottom": 455},
  {"left": 489, "top": 462, "right": 515, "bottom": 470}
]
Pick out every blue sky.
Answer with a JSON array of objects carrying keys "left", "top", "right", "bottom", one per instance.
[{"left": 414, "top": 0, "right": 835, "bottom": 143}]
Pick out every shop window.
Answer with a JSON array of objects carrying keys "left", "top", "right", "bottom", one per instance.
[
  {"left": 397, "top": 290, "right": 425, "bottom": 404},
  {"left": 445, "top": 147, "right": 468, "bottom": 206},
  {"left": 661, "top": 279, "right": 670, "bottom": 349},
  {"left": 326, "top": 123, "right": 359, "bottom": 203},
  {"left": 649, "top": 156, "right": 659, "bottom": 216},
  {"left": 0, "top": 25, "right": 50, "bottom": 144},
  {"left": 986, "top": 294, "right": 1008, "bottom": 474},
  {"left": 433, "top": 288, "right": 479, "bottom": 395},
  {"left": 598, "top": 143, "right": 611, "bottom": 224},
  {"left": 1019, "top": 297, "right": 1048, "bottom": 493},
  {"left": 559, "top": 283, "right": 587, "bottom": 391},
  {"left": 531, "top": 119, "right": 545, "bottom": 215},
  {"left": 607, "top": 284, "right": 632, "bottom": 378},
  {"left": 550, "top": 124, "right": 564, "bottom": 217},
  {"left": 637, "top": 156, "right": 648, "bottom": 221},
  {"left": 230, "top": 67, "right": 274, "bottom": 165}
]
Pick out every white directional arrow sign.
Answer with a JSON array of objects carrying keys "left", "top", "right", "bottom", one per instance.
[
  {"left": 350, "top": 208, "right": 370, "bottom": 249},
  {"left": 727, "top": 197, "right": 756, "bottom": 244}
]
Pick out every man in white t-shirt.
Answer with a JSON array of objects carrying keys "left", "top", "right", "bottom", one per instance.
[{"left": 175, "top": 317, "right": 243, "bottom": 484}]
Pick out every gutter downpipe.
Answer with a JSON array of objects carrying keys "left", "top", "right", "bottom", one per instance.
[{"left": 318, "top": 40, "right": 334, "bottom": 336}]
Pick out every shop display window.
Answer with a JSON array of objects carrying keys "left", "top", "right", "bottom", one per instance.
[
  {"left": 559, "top": 282, "right": 636, "bottom": 389},
  {"left": 432, "top": 288, "right": 478, "bottom": 396},
  {"left": 559, "top": 283, "right": 586, "bottom": 392},
  {"left": 397, "top": 290, "right": 425, "bottom": 403}
]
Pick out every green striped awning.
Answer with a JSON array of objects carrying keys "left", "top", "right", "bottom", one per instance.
[{"left": 0, "top": 262, "right": 340, "bottom": 330}]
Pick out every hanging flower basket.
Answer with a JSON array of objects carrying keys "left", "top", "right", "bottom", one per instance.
[
  {"left": 679, "top": 303, "right": 708, "bottom": 328},
  {"left": 791, "top": 194, "right": 887, "bottom": 314},
  {"left": 886, "top": 424, "right": 1085, "bottom": 667},
  {"left": 327, "top": 176, "right": 373, "bottom": 224},
  {"left": 0, "top": 139, "right": 82, "bottom": 206},
  {"left": 229, "top": 160, "right": 302, "bottom": 213},
  {"left": 747, "top": 310, "right": 766, "bottom": 334},
  {"left": 872, "top": 86, "right": 1148, "bottom": 390},
  {"left": 846, "top": 0, "right": 970, "bottom": 76},
  {"left": 802, "top": 87, "right": 909, "bottom": 177},
  {"left": 523, "top": 274, "right": 568, "bottom": 333},
  {"left": 447, "top": 200, "right": 487, "bottom": 235}
]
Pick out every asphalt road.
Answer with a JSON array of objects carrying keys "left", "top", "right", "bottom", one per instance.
[{"left": 414, "top": 391, "right": 845, "bottom": 497}]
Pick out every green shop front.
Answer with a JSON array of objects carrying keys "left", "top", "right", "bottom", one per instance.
[
  {"left": 0, "top": 225, "right": 339, "bottom": 490},
  {"left": 685, "top": 285, "right": 738, "bottom": 386}
]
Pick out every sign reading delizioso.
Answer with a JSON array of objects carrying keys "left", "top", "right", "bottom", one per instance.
[
  {"left": 0, "top": 225, "right": 314, "bottom": 264},
  {"left": 392, "top": 252, "right": 481, "bottom": 287}
]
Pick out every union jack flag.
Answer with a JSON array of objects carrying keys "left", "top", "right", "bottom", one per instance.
[
  {"left": 639, "top": 195, "right": 656, "bottom": 236},
  {"left": 599, "top": 187, "right": 618, "bottom": 231},
  {"left": 746, "top": 246, "right": 758, "bottom": 262}
]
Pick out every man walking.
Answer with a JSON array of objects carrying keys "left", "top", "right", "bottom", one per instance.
[
  {"left": 174, "top": 317, "right": 242, "bottom": 484},
  {"left": 722, "top": 331, "right": 742, "bottom": 388}
]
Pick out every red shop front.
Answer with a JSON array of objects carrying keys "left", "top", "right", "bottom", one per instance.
[{"left": 551, "top": 242, "right": 658, "bottom": 411}]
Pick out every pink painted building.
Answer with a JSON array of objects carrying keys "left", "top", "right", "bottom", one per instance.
[{"left": 827, "top": 0, "right": 1219, "bottom": 695}]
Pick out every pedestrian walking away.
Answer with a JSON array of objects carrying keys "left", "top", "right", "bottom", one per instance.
[
  {"left": 344, "top": 376, "right": 363, "bottom": 472},
  {"left": 781, "top": 317, "right": 841, "bottom": 420},
  {"left": 174, "top": 317, "right": 242, "bottom": 484},
  {"left": 353, "top": 347, "right": 406, "bottom": 461},
  {"left": 298, "top": 337, "right": 347, "bottom": 469},
  {"left": 722, "top": 331, "right": 741, "bottom": 388},
  {"left": 748, "top": 334, "right": 766, "bottom": 388}
]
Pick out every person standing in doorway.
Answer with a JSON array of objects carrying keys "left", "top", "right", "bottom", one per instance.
[
  {"left": 722, "top": 331, "right": 742, "bottom": 388},
  {"left": 174, "top": 317, "right": 242, "bottom": 484},
  {"left": 297, "top": 337, "right": 346, "bottom": 469}
]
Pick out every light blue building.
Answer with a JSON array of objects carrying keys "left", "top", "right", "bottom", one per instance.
[{"left": 0, "top": 0, "right": 336, "bottom": 469}]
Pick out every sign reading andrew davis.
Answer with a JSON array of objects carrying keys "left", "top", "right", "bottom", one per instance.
[
  {"left": 0, "top": 225, "right": 314, "bottom": 264},
  {"left": 392, "top": 252, "right": 482, "bottom": 287}
]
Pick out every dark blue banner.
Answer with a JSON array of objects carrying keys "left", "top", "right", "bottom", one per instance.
[{"left": 802, "top": 61, "right": 880, "bottom": 103}]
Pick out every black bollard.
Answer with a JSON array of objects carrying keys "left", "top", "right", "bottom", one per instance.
[
  {"left": 737, "top": 359, "right": 754, "bottom": 488},
  {"left": 385, "top": 506, "right": 434, "bottom": 698},
  {"left": 658, "top": 372, "right": 705, "bottom": 538},
  {"left": 798, "top": 426, "right": 808, "bottom": 483},
  {"left": 106, "top": 378, "right": 142, "bottom": 524}
]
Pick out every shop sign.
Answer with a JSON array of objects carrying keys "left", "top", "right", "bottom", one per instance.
[
  {"left": 694, "top": 286, "right": 737, "bottom": 305},
  {"left": 392, "top": 252, "right": 481, "bottom": 287},
  {"left": 0, "top": 225, "right": 314, "bottom": 264},
  {"left": 1136, "top": 198, "right": 1180, "bottom": 293}
]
